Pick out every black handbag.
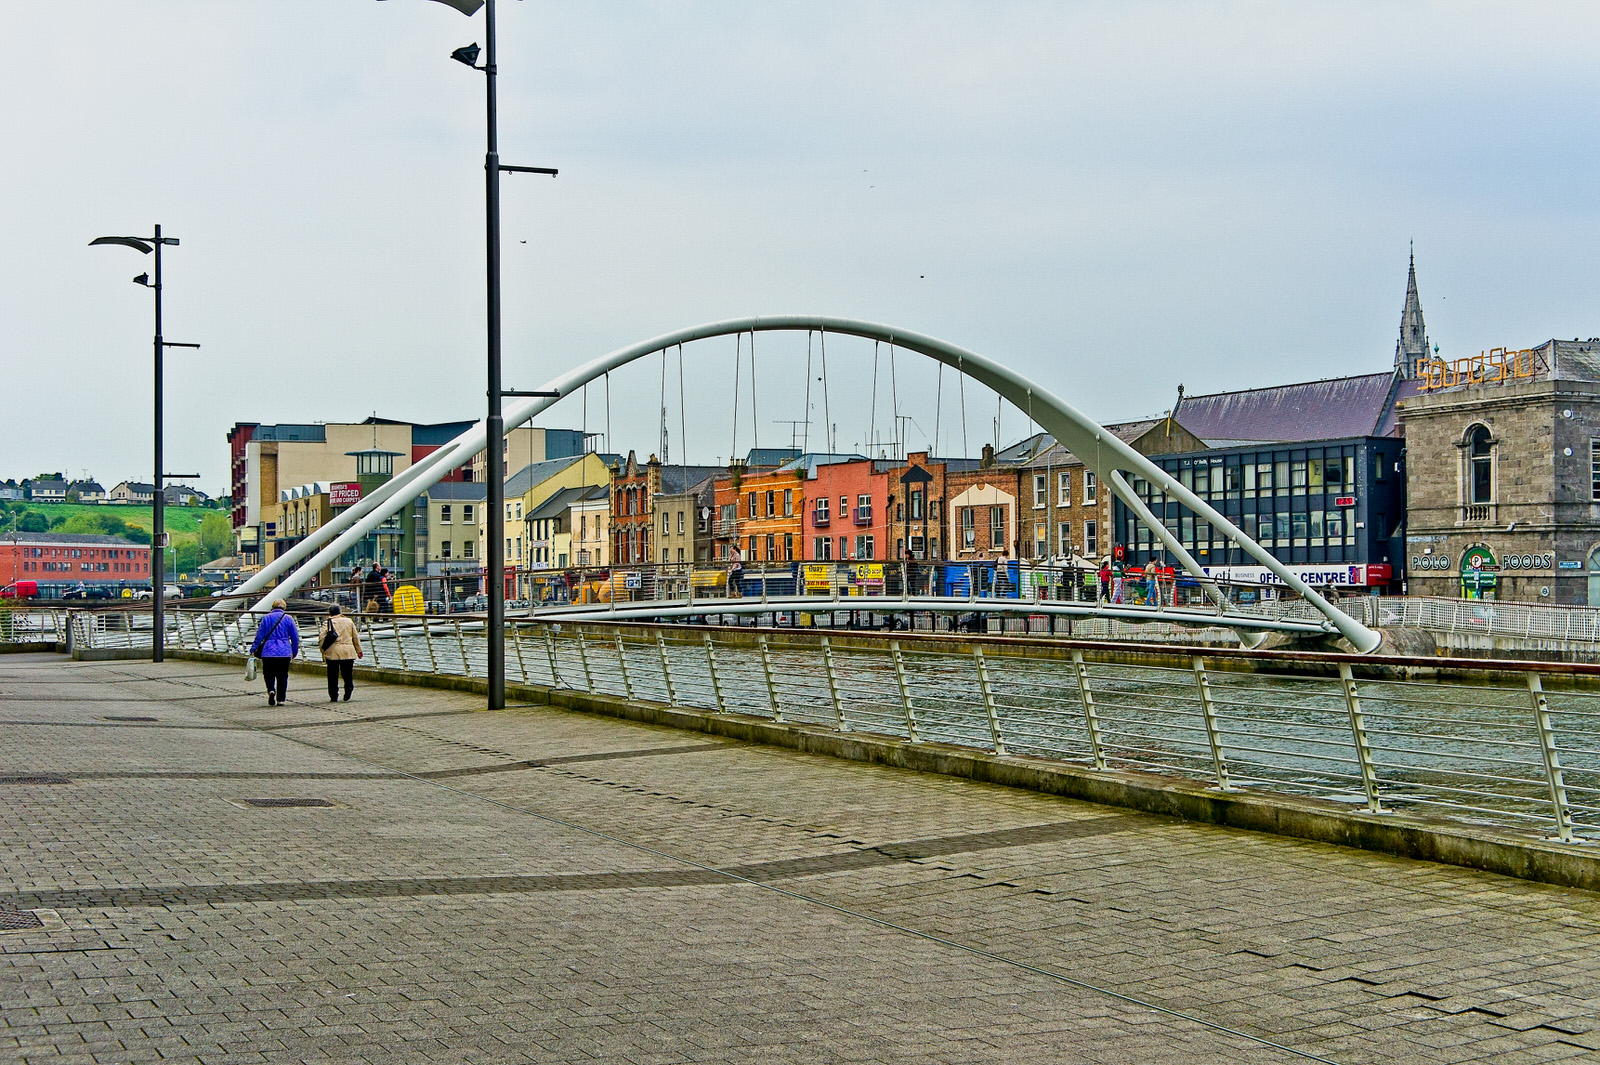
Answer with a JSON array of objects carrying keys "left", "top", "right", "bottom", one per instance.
[{"left": 320, "top": 619, "right": 340, "bottom": 653}]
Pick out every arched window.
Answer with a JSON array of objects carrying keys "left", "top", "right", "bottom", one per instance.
[{"left": 1468, "top": 425, "right": 1493, "bottom": 505}]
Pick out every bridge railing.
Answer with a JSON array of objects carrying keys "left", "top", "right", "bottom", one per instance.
[
  {"left": 0, "top": 607, "right": 70, "bottom": 646},
  {"left": 67, "top": 607, "right": 1600, "bottom": 845}
]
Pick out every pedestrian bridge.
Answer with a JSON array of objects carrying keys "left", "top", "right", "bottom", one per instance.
[
  {"left": 220, "top": 314, "right": 1384, "bottom": 654},
  {"left": 46, "top": 604, "right": 1600, "bottom": 853},
  {"left": 524, "top": 592, "right": 1346, "bottom": 641}
]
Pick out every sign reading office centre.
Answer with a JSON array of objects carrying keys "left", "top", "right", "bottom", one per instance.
[
  {"left": 1200, "top": 565, "right": 1374, "bottom": 588},
  {"left": 330, "top": 482, "right": 363, "bottom": 507}
]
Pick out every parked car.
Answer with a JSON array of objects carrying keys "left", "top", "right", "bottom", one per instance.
[
  {"left": 84, "top": 587, "right": 116, "bottom": 600},
  {"left": 135, "top": 584, "right": 182, "bottom": 600},
  {"left": 1, "top": 580, "right": 40, "bottom": 599}
]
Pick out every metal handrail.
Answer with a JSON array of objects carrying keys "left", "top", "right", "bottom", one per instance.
[{"left": 69, "top": 606, "right": 1600, "bottom": 844}]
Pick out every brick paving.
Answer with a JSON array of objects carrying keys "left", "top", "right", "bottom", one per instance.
[{"left": 3, "top": 653, "right": 1599, "bottom": 1064}]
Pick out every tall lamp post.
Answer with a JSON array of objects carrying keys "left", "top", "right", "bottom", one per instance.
[
  {"left": 90, "top": 228, "right": 200, "bottom": 663},
  {"left": 379, "top": 0, "right": 557, "bottom": 710}
]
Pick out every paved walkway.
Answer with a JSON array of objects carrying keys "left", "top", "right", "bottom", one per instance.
[{"left": 3, "top": 654, "right": 1599, "bottom": 1065}]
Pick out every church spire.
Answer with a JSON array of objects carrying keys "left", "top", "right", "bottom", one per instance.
[{"left": 1395, "top": 243, "right": 1430, "bottom": 379}]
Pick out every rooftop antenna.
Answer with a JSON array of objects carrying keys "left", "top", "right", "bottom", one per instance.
[{"left": 773, "top": 420, "right": 808, "bottom": 452}]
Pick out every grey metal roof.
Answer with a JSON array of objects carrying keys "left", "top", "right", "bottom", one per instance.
[
  {"left": 424, "top": 482, "right": 488, "bottom": 502},
  {"left": 528, "top": 485, "right": 593, "bottom": 521},
  {"left": 658, "top": 465, "right": 723, "bottom": 494},
  {"left": 1173, "top": 372, "right": 1399, "bottom": 442},
  {"left": 2, "top": 532, "right": 147, "bottom": 547},
  {"left": 503, "top": 455, "right": 584, "bottom": 497},
  {"left": 745, "top": 447, "right": 803, "bottom": 467}
]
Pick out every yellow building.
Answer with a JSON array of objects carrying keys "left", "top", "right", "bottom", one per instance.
[{"left": 478, "top": 454, "right": 613, "bottom": 590}]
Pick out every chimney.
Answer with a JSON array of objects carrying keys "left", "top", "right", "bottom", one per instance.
[{"left": 981, "top": 443, "right": 995, "bottom": 468}]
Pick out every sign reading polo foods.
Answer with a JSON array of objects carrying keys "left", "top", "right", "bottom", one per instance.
[
  {"left": 1411, "top": 553, "right": 1453, "bottom": 571},
  {"left": 329, "top": 482, "right": 362, "bottom": 507}
]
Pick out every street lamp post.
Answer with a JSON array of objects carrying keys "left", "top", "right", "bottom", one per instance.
[
  {"left": 380, "top": 0, "right": 557, "bottom": 710},
  {"left": 90, "top": 228, "right": 198, "bottom": 663}
]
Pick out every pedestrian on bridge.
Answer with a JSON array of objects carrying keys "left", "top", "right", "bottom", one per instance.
[
  {"left": 319, "top": 604, "right": 363, "bottom": 702},
  {"left": 249, "top": 598, "right": 300, "bottom": 707}
]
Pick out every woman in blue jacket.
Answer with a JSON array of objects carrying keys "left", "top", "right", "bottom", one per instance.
[{"left": 249, "top": 598, "right": 301, "bottom": 706}]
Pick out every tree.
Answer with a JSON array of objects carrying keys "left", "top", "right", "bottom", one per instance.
[
  {"left": 16, "top": 512, "right": 48, "bottom": 533},
  {"left": 199, "top": 513, "right": 232, "bottom": 562}
]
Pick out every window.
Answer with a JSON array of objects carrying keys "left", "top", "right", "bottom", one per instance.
[
  {"left": 766, "top": 533, "right": 776, "bottom": 559},
  {"left": 662, "top": 548, "right": 669, "bottom": 563},
  {"left": 678, "top": 547, "right": 685, "bottom": 563},
  {"left": 839, "top": 535, "right": 849, "bottom": 559},
  {"left": 515, "top": 537, "right": 523, "bottom": 559},
  {"left": 857, "top": 494, "right": 872, "bottom": 522},
  {"left": 1592, "top": 441, "right": 1600, "bottom": 502},
  {"left": 1084, "top": 520, "right": 1098, "bottom": 557},
  {"left": 462, "top": 505, "right": 475, "bottom": 523},
  {"left": 815, "top": 497, "right": 830, "bottom": 522},
  {"left": 1034, "top": 522, "right": 1047, "bottom": 558},
  {"left": 440, "top": 505, "right": 452, "bottom": 524},
  {"left": 749, "top": 535, "right": 757, "bottom": 559},
  {"left": 784, "top": 533, "right": 794, "bottom": 560},
  {"left": 765, "top": 491, "right": 775, "bottom": 518},
  {"left": 840, "top": 495, "right": 848, "bottom": 520},
  {"left": 678, "top": 511, "right": 684, "bottom": 534},
  {"left": 1469, "top": 425, "right": 1493, "bottom": 504},
  {"left": 514, "top": 502, "right": 522, "bottom": 520},
  {"left": 783, "top": 489, "right": 793, "bottom": 517},
  {"left": 1058, "top": 522, "right": 1072, "bottom": 557},
  {"left": 748, "top": 492, "right": 757, "bottom": 518},
  {"left": 1290, "top": 460, "right": 1308, "bottom": 491},
  {"left": 816, "top": 536, "right": 831, "bottom": 560},
  {"left": 662, "top": 512, "right": 670, "bottom": 536},
  {"left": 463, "top": 540, "right": 476, "bottom": 559},
  {"left": 909, "top": 488, "right": 924, "bottom": 520},
  {"left": 962, "top": 507, "right": 976, "bottom": 548},
  {"left": 990, "top": 506, "right": 1005, "bottom": 549},
  {"left": 1083, "top": 472, "right": 1097, "bottom": 505},
  {"left": 1033, "top": 474, "right": 1047, "bottom": 508},
  {"left": 441, "top": 541, "right": 452, "bottom": 559},
  {"left": 1058, "top": 471, "right": 1070, "bottom": 504},
  {"left": 855, "top": 534, "right": 874, "bottom": 559}
]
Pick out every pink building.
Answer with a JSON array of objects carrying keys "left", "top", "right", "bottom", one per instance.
[{"left": 804, "top": 458, "right": 890, "bottom": 561}]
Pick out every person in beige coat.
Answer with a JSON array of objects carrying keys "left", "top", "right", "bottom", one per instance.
[{"left": 319, "top": 604, "right": 363, "bottom": 702}]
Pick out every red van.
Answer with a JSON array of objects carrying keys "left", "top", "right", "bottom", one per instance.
[{"left": 1, "top": 580, "right": 39, "bottom": 599}]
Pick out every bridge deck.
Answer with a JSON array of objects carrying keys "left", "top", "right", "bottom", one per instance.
[{"left": 3, "top": 653, "right": 1598, "bottom": 1064}]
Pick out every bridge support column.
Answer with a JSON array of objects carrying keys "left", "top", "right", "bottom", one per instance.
[
  {"left": 891, "top": 640, "right": 919, "bottom": 742},
  {"left": 757, "top": 634, "right": 782, "bottom": 722}
]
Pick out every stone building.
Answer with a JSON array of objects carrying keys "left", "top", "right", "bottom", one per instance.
[
  {"left": 1399, "top": 339, "right": 1600, "bottom": 604},
  {"left": 1020, "top": 418, "right": 1205, "bottom": 564}
]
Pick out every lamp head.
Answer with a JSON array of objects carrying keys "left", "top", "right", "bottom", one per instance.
[
  {"left": 90, "top": 236, "right": 153, "bottom": 255},
  {"left": 450, "top": 42, "right": 481, "bottom": 67},
  {"left": 132, "top": 273, "right": 151, "bottom": 287}
]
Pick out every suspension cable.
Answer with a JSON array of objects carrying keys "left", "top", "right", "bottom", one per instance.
[
  {"left": 749, "top": 330, "right": 760, "bottom": 452},
  {"left": 802, "top": 331, "right": 813, "bottom": 454},
  {"left": 731, "top": 332, "right": 742, "bottom": 462},
  {"left": 820, "top": 329, "right": 832, "bottom": 453},
  {"left": 868, "top": 341, "right": 880, "bottom": 457}
]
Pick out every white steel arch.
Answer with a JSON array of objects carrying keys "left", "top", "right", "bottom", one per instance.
[{"left": 229, "top": 316, "right": 1380, "bottom": 652}]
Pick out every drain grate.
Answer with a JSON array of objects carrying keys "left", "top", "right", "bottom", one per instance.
[
  {"left": 0, "top": 775, "right": 72, "bottom": 786},
  {"left": 0, "top": 909, "right": 45, "bottom": 931},
  {"left": 104, "top": 716, "right": 158, "bottom": 722},
  {"left": 241, "top": 797, "right": 335, "bottom": 808}
]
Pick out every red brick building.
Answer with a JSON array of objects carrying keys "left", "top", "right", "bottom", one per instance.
[{"left": 1, "top": 533, "right": 152, "bottom": 591}]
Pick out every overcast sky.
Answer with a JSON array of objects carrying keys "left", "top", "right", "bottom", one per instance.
[{"left": 4, "top": 2, "right": 1599, "bottom": 493}]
